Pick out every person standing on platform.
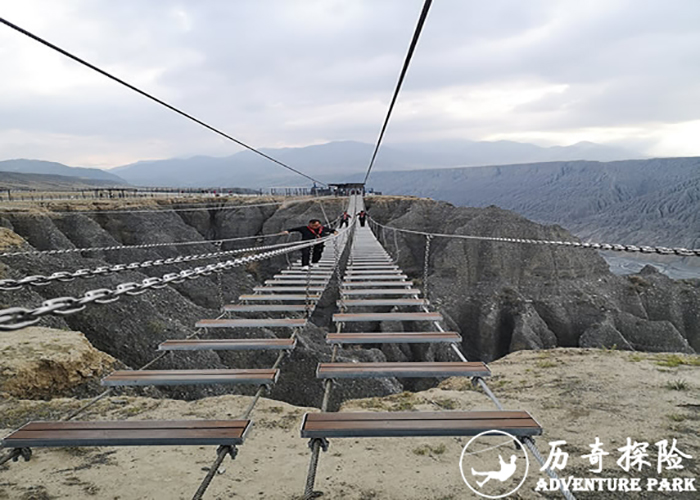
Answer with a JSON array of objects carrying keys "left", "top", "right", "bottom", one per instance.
[{"left": 282, "top": 219, "right": 336, "bottom": 270}]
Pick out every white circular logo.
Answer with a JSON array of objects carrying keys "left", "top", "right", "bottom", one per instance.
[{"left": 459, "top": 430, "right": 530, "bottom": 499}]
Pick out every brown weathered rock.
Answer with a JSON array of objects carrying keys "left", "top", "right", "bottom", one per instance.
[{"left": 0, "top": 326, "right": 118, "bottom": 399}]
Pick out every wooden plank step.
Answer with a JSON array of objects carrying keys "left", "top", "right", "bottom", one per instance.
[
  {"left": 333, "top": 312, "right": 441, "bottom": 322},
  {"left": 102, "top": 369, "right": 279, "bottom": 386},
  {"left": 341, "top": 289, "right": 422, "bottom": 296},
  {"left": 253, "top": 286, "right": 325, "bottom": 292},
  {"left": 348, "top": 260, "right": 396, "bottom": 264},
  {"left": 339, "top": 299, "right": 428, "bottom": 307},
  {"left": 158, "top": 338, "right": 296, "bottom": 351},
  {"left": 341, "top": 281, "right": 413, "bottom": 288},
  {"left": 346, "top": 270, "right": 403, "bottom": 275},
  {"left": 343, "top": 275, "right": 408, "bottom": 280},
  {"left": 327, "top": 332, "right": 461, "bottom": 344},
  {"left": 350, "top": 262, "right": 393, "bottom": 265},
  {"left": 347, "top": 266, "right": 400, "bottom": 270},
  {"left": 274, "top": 274, "right": 332, "bottom": 279},
  {"left": 239, "top": 294, "right": 320, "bottom": 301},
  {"left": 280, "top": 270, "right": 333, "bottom": 275},
  {"left": 300, "top": 411, "right": 542, "bottom": 438},
  {"left": 224, "top": 304, "right": 308, "bottom": 312},
  {"left": 1, "top": 420, "right": 252, "bottom": 448},
  {"left": 265, "top": 279, "right": 329, "bottom": 286},
  {"left": 316, "top": 362, "right": 490, "bottom": 379},
  {"left": 292, "top": 263, "right": 335, "bottom": 268},
  {"left": 196, "top": 318, "right": 306, "bottom": 328}
]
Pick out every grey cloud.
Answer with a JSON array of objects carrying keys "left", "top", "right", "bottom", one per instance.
[{"left": 0, "top": 0, "right": 699, "bottom": 166}]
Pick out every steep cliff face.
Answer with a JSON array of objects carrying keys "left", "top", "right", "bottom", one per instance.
[{"left": 0, "top": 196, "right": 697, "bottom": 408}]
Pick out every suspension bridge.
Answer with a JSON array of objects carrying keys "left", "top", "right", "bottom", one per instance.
[{"left": 1, "top": 2, "right": 699, "bottom": 498}]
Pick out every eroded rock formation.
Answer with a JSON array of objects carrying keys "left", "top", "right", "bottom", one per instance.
[{"left": 0, "top": 196, "right": 697, "bottom": 407}]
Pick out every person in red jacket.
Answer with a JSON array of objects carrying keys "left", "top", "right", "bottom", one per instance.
[
  {"left": 357, "top": 210, "right": 368, "bottom": 227},
  {"left": 338, "top": 211, "right": 350, "bottom": 228},
  {"left": 282, "top": 219, "right": 336, "bottom": 270}
]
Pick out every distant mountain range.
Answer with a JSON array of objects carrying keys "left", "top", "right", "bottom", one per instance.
[
  {"left": 108, "top": 139, "right": 641, "bottom": 188},
  {"left": 0, "top": 171, "right": 130, "bottom": 190},
  {"left": 0, "top": 139, "right": 640, "bottom": 188},
  {"left": 365, "top": 157, "right": 700, "bottom": 251},
  {"left": 6, "top": 142, "right": 699, "bottom": 255},
  {"left": 0, "top": 159, "right": 127, "bottom": 185}
]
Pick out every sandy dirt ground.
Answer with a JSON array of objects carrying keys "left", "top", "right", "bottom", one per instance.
[{"left": 1, "top": 348, "right": 698, "bottom": 500}]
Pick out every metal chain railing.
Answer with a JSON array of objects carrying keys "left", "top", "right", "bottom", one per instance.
[
  {"left": 423, "top": 235, "right": 432, "bottom": 302},
  {"left": 370, "top": 219, "right": 700, "bottom": 257},
  {"left": 0, "top": 231, "right": 287, "bottom": 258},
  {"left": 393, "top": 226, "right": 400, "bottom": 263},
  {"left": 0, "top": 231, "right": 349, "bottom": 331},
  {"left": 0, "top": 237, "right": 312, "bottom": 291}
]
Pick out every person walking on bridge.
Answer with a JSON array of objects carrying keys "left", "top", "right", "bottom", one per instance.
[
  {"left": 357, "top": 210, "right": 368, "bottom": 227},
  {"left": 338, "top": 211, "right": 350, "bottom": 228},
  {"left": 283, "top": 219, "right": 336, "bottom": 270}
]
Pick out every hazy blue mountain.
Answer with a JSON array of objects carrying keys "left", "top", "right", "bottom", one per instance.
[
  {"left": 0, "top": 171, "right": 131, "bottom": 190},
  {"left": 0, "top": 159, "right": 128, "bottom": 184},
  {"left": 386, "top": 139, "right": 639, "bottom": 168},
  {"left": 364, "top": 157, "right": 700, "bottom": 249},
  {"left": 110, "top": 139, "right": 642, "bottom": 188}
]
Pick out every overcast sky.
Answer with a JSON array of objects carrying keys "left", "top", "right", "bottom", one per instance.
[{"left": 1, "top": 0, "right": 700, "bottom": 168}]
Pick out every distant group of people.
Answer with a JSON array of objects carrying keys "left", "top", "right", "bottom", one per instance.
[
  {"left": 338, "top": 210, "right": 368, "bottom": 227},
  {"left": 283, "top": 210, "right": 369, "bottom": 270}
]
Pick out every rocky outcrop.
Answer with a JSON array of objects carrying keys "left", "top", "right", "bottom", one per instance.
[{"left": 0, "top": 327, "right": 117, "bottom": 399}]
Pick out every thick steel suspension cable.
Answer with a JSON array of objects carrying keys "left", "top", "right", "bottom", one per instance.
[
  {"left": 0, "top": 17, "right": 326, "bottom": 186},
  {"left": 363, "top": 0, "right": 433, "bottom": 184}
]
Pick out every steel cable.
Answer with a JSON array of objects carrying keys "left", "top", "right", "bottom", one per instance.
[
  {"left": 0, "top": 228, "right": 352, "bottom": 330},
  {"left": 370, "top": 220, "right": 700, "bottom": 257},
  {"left": 363, "top": 0, "right": 433, "bottom": 184},
  {"left": 0, "top": 237, "right": 311, "bottom": 290},
  {"left": 0, "top": 17, "right": 326, "bottom": 186}
]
